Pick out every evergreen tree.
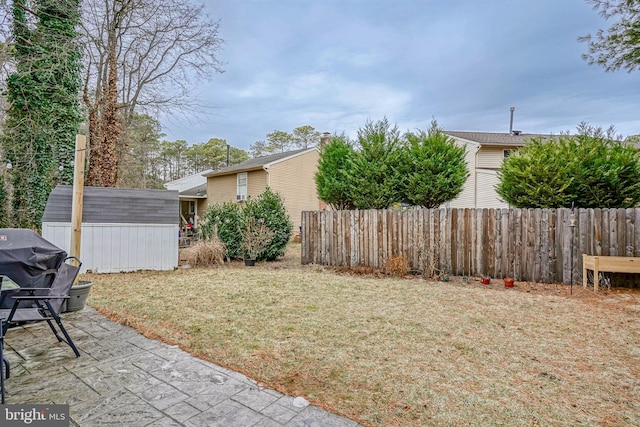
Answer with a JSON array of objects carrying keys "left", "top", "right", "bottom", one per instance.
[
  {"left": 497, "top": 134, "right": 640, "bottom": 208},
  {"left": 315, "top": 135, "right": 356, "bottom": 210},
  {"left": 398, "top": 122, "right": 468, "bottom": 208},
  {"left": 350, "top": 118, "right": 403, "bottom": 209}
]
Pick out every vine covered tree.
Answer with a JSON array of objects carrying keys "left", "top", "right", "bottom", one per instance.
[
  {"left": 579, "top": 0, "right": 640, "bottom": 72},
  {"left": 80, "top": 0, "right": 224, "bottom": 186},
  {"left": 1, "top": 0, "right": 83, "bottom": 229}
]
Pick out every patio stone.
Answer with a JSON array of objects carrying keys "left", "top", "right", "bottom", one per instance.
[
  {"left": 2, "top": 306, "right": 362, "bottom": 426},
  {"left": 231, "top": 386, "right": 280, "bottom": 412},
  {"left": 164, "top": 401, "right": 202, "bottom": 423},
  {"left": 260, "top": 400, "right": 299, "bottom": 424},
  {"left": 183, "top": 400, "right": 264, "bottom": 427}
]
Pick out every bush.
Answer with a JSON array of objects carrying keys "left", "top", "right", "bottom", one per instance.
[
  {"left": 384, "top": 256, "right": 409, "bottom": 277},
  {"left": 243, "top": 188, "right": 293, "bottom": 261},
  {"left": 350, "top": 117, "right": 403, "bottom": 209},
  {"left": 199, "top": 201, "right": 244, "bottom": 260},
  {"left": 497, "top": 135, "right": 640, "bottom": 208},
  {"left": 315, "top": 135, "right": 357, "bottom": 210},
  {"left": 398, "top": 125, "right": 468, "bottom": 208},
  {"left": 240, "top": 215, "right": 276, "bottom": 260},
  {"left": 179, "top": 238, "right": 226, "bottom": 267},
  {"left": 200, "top": 188, "right": 293, "bottom": 261}
]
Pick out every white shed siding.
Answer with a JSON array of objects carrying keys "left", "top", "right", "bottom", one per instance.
[
  {"left": 42, "top": 223, "right": 178, "bottom": 273},
  {"left": 475, "top": 170, "right": 509, "bottom": 208}
]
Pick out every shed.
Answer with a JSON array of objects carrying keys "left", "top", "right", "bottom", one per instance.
[{"left": 42, "top": 185, "right": 179, "bottom": 273}]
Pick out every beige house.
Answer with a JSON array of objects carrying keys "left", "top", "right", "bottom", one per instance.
[
  {"left": 203, "top": 148, "right": 323, "bottom": 229},
  {"left": 444, "top": 131, "right": 553, "bottom": 208}
]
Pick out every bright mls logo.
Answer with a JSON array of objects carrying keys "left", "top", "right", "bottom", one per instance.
[{"left": 2, "top": 405, "right": 69, "bottom": 426}]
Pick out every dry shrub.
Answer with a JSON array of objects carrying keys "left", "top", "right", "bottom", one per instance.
[
  {"left": 384, "top": 255, "right": 409, "bottom": 277},
  {"left": 179, "top": 239, "right": 225, "bottom": 267}
]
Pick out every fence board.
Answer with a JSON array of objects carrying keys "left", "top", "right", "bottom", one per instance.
[{"left": 300, "top": 208, "right": 640, "bottom": 286}]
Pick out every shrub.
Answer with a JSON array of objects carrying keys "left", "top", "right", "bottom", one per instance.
[
  {"left": 398, "top": 124, "right": 468, "bottom": 208},
  {"left": 497, "top": 135, "right": 640, "bottom": 208},
  {"left": 243, "top": 188, "right": 293, "bottom": 261},
  {"left": 200, "top": 188, "right": 293, "bottom": 261},
  {"left": 240, "top": 216, "right": 276, "bottom": 260},
  {"left": 179, "top": 238, "right": 225, "bottom": 267},
  {"left": 315, "top": 135, "right": 357, "bottom": 210},
  {"left": 384, "top": 256, "right": 409, "bottom": 277},
  {"left": 199, "top": 201, "right": 244, "bottom": 260},
  {"left": 350, "top": 117, "right": 403, "bottom": 209}
]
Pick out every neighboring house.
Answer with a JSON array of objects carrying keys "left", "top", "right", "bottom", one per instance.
[
  {"left": 164, "top": 169, "right": 212, "bottom": 231},
  {"left": 203, "top": 148, "right": 323, "bottom": 230},
  {"left": 444, "top": 131, "right": 553, "bottom": 208}
]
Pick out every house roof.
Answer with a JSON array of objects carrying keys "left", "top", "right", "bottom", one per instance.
[
  {"left": 203, "top": 148, "right": 316, "bottom": 178},
  {"left": 445, "top": 131, "right": 555, "bottom": 147},
  {"left": 164, "top": 169, "right": 212, "bottom": 198},
  {"left": 179, "top": 183, "right": 207, "bottom": 198},
  {"left": 42, "top": 185, "right": 179, "bottom": 224}
]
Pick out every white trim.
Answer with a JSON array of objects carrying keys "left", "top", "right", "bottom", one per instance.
[{"left": 237, "top": 172, "right": 248, "bottom": 197}]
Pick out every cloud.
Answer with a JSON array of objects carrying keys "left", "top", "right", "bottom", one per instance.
[{"left": 161, "top": 0, "right": 640, "bottom": 151}]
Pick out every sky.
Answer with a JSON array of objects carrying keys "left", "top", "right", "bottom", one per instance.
[{"left": 160, "top": 0, "right": 640, "bottom": 151}]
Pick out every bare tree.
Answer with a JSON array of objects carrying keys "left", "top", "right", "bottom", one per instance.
[{"left": 79, "top": 0, "right": 223, "bottom": 186}]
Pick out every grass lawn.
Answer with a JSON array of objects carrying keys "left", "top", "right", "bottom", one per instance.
[{"left": 82, "top": 244, "right": 640, "bottom": 426}]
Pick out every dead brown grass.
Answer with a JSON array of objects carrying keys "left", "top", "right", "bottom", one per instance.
[
  {"left": 179, "top": 239, "right": 225, "bottom": 267},
  {"left": 82, "top": 243, "right": 640, "bottom": 427}
]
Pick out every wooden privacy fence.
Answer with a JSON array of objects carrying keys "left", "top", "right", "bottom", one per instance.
[{"left": 301, "top": 208, "right": 640, "bottom": 285}]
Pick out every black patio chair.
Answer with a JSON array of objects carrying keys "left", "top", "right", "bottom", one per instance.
[
  {"left": 0, "top": 256, "right": 82, "bottom": 358},
  {"left": 0, "top": 256, "right": 83, "bottom": 403}
]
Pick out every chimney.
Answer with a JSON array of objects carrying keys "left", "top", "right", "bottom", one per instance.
[
  {"left": 509, "top": 107, "right": 515, "bottom": 134},
  {"left": 226, "top": 144, "right": 230, "bottom": 167},
  {"left": 319, "top": 132, "right": 331, "bottom": 150}
]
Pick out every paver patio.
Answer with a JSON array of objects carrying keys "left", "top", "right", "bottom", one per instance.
[{"left": 2, "top": 306, "right": 361, "bottom": 427}]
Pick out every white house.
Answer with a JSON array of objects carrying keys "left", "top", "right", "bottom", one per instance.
[{"left": 444, "top": 131, "right": 553, "bottom": 208}]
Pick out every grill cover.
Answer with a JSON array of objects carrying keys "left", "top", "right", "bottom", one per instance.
[{"left": 0, "top": 229, "right": 67, "bottom": 307}]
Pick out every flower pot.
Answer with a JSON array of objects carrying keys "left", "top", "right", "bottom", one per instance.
[
  {"left": 65, "top": 281, "right": 92, "bottom": 312},
  {"left": 504, "top": 277, "right": 515, "bottom": 288},
  {"left": 481, "top": 277, "right": 490, "bottom": 285},
  {"left": 244, "top": 259, "right": 256, "bottom": 267}
]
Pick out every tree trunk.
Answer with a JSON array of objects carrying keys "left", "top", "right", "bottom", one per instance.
[{"left": 100, "top": 37, "right": 120, "bottom": 187}]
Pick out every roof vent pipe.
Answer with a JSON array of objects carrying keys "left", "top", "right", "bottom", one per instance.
[{"left": 509, "top": 107, "right": 515, "bottom": 134}]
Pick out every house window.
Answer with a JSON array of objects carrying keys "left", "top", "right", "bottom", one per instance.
[
  {"left": 503, "top": 149, "right": 514, "bottom": 158},
  {"left": 237, "top": 172, "right": 247, "bottom": 201}
]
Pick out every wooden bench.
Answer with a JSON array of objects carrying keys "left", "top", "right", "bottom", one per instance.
[{"left": 582, "top": 254, "right": 640, "bottom": 292}]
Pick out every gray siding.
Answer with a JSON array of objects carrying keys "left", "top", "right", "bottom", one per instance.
[{"left": 42, "top": 185, "right": 179, "bottom": 224}]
